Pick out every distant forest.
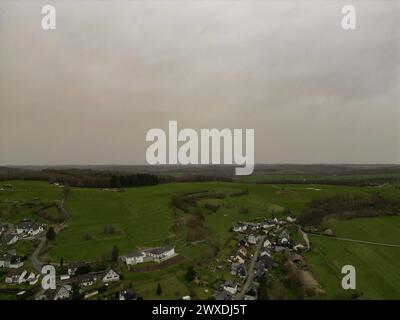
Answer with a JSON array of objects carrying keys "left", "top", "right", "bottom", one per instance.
[
  {"left": 0, "top": 168, "right": 159, "bottom": 188},
  {"left": 298, "top": 193, "right": 400, "bottom": 226}
]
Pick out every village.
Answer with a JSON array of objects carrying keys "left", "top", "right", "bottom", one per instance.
[
  {"left": 0, "top": 216, "right": 180, "bottom": 300},
  {"left": 0, "top": 208, "right": 325, "bottom": 300},
  {"left": 211, "top": 215, "right": 317, "bottom": 300}
]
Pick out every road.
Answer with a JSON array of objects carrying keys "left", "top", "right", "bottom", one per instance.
[
  {"left": 308, "top": 233, "right": 400, "bottom": 248},
  {"left": 30, "top": 186, "right": 70, "bottom": 273},
  {"left": 234, "top": 235, "right": 266, "bottom": 300},
  {"left": 298, "top": 227, "right": 310, "bottom": 250}
]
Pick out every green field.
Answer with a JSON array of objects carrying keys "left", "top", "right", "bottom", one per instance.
[
  {"left": 46, "top": 182, "right": 379, "bottom": 261},
  {"left": 1, "top": 180, "right": 400, "bottom": 299},
  {"left": 305, "top": 216, "right": 400, "bottom": 300}
]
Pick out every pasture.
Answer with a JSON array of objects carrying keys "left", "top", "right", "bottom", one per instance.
[{"left": 305, "top": 216, "right": 400, "bottom": 299}]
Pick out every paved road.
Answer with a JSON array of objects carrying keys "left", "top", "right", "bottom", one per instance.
[{"left": 234, "top": 235, "right": 266, "bottom": 300}]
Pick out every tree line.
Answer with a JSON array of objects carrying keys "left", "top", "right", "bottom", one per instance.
[
  {"left": 298, "top": 192, "right": 400, "bottom": 226},
  {"left": 0, "top": 169, "right": 159, "bottom": 188}
]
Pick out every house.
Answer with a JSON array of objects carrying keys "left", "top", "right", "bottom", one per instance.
[
  {"left": 260, "top": 249, "right": 271, "bottom": 258},
  {"left": 37, "top": 285, "right": 72, "bottom": 300},
  {"left": 247, "top": 234, "right": 259, "bottom": 245},
  {"left": 287, "top": 216, "right": 297, "bottom": 223},
  {"left": 119, "top": 289, "right": 137, "bottom": 300},
  {"left": 230, "top": 262, "right": 241, "bottom": 276},
  {"left": 5, "top": 269, "right": 27, "bottom": 284},
  {"left": 101, "top": 267, "right": 120, "bottom": 283},
  {"left": 279, "top": 230, "right": 290, "bottom": 240},
  {"left": 121, "top": 251, "right": 146, "bottom": 265},
  {"left": 234, "top": 253, "right": 245, "bottom": 264},
  {"left": 2, "top": 233, "right": 18, "bottom": 246},
  {"left": 263, "top": 239, "right": 272, "bottom": 248},
  {"left": 233, "top": 224, "right": 247, "bottom": 232},
  {"left": 261, "top": 222, "right": 274, "bottom": 230},
  {"left": 0, "top": 253, "right": 24, "bottom": 269},
  {"left": 223, "top": 281, "right": 238, "bottom": 295},
  {"left": 146, "top": 246, "right": 175, "bottom": 262},
  {"left": 294, "top": 243, "right": 306, "bottom": 251},
  {"left": 15, "top": 219, "right": 43, "bottom": 237},
  {"left": 236, "top": 264, "right": 247, "bottom": 279},
  {"left": 67, "top": 262, "right": 88, "bottom": 275},
  {"left": 238, "top": 246, "right": 247, "bottom": 257},
  {"left": 76, "top": 274, "right": 97, "bottom": 287},
  {"left": 121, "top": 246, "right": 176, "bottom": 266},
  {"left": 237, "top": 239, "right": 247, "bottom": 248}
]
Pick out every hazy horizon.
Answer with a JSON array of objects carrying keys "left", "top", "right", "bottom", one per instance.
[{"left": 1, "top": 1, "right": 399, "bottom": 165}]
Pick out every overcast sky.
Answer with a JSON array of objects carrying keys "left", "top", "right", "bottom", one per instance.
[{"left": 0, "top": 0, "right": 399, "bottom": 165}]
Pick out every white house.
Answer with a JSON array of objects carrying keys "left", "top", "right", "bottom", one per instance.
[
  {"left": 223, "top": 281, "right": 238, "bottom": 295},
  {"left": 122, "top": 246, "right": 176, "bottom": 266},
  {"left": 146, "top": 246, "right": 175, "bottom": 262},
  {"left": 233, "top": 224, "right": 247, "bottom": 232},
  {"left": 260, "top": 249, "right": 272, "bottom": 257},
  {"left": 16, "top": 219, "right": 43, "bottom": 237},
  {"left": 294, "top": 244, "right": 306, "bottom": 251},
  {"left": 287, "top": 216, "right": 297, "bottom": 223},
  {"left": 101, "top": 267, "right": 120, "bottom": 283},
  {"left": 263, "top": 239, "right": 272, "bottom": 248},
  {"left": 121, "top": 251, "right": 146, "bottom": 265},
  {"left": 247, "top": 234, "right": 259, "bottom": 245},
  {"left": 234, "top": 254, "right": 245, "bottom": 264}
]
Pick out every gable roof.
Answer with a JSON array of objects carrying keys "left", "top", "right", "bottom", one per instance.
[{"left": 147, "top": 246, "right": 174, "bottom": 255}]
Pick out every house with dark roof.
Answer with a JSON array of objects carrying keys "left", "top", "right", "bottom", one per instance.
[
  {"left": 120, "top": 251, "right": 147, "bottom": 265},
  {"left": 146, "top": 246, "right": 175, "bottom": 262},
  {"left": 75, "top": 273, "right": 97, "bottom": 287},
  {"left": 121, "top": 246, "right": 176, "bottom": 266},
  {"left": 67, "top": 262, "right": 89, "bottom": 275},
  {"left": 0, "top": 252, "right": 24, "bottom": 269},
  {"left": 15, "top": 219, "right": 43, "bottom": 237},
  {"left": 37, "top": 285, "right": 72, "bottom": 300}
]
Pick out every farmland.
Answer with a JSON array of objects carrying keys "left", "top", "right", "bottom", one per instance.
[
  {"left": 1, "top": 179, "right": 400, "bottom": 299},
  {"left": 45, "top": 182, "right": 379, "bottom": 262},
  {"left": 305, "top": 216, "right": 400, "bottom": 300}
]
